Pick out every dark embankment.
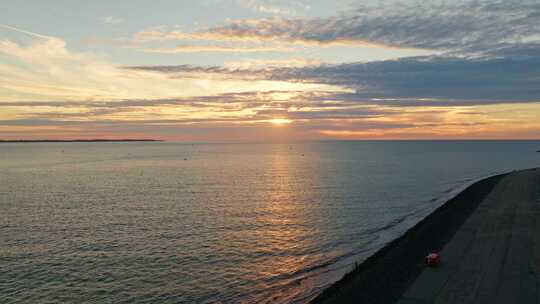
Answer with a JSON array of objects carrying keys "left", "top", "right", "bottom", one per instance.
[{"left": 311, "top": 173, "right": 507, "bottom": 304}]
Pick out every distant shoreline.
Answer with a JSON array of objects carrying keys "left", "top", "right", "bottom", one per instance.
[{"left": 0, "top": 139, "right": 163, "bottom": 143}]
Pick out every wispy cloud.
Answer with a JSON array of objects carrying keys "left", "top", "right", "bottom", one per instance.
[
  {"left": 235, "top": 0, "right": 294, "bottom": 15},
  {"left": 142, "top": 44, "right": 294, "bottom": 53},
  {"left": 0, "top": 26, "right": 338, "bottom": 102},
  {"left": 205, "top": 0, "right": 311, "bottom": 16},
  {"left": 103, "top": 16, "right": 124, "bottom": 25},
  {"left": 132, "top": 24, "right": 397, "bottom": 49},
  {"left": 2, "top": 96, "right": 539, "bottom": 140},
  {"left": 0, "top": 24, "right": 54, "bottom": 40},
  {"left": 124, "top": 55, "right": 540, "bottom": 104},
  {"left": 223, "top": 57, "right": 321, "bottom": 69},
  {"left": 133, "top": 1, "right": 540, "bottom": 57}
]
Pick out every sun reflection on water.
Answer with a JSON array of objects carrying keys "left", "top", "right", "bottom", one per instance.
[{"left": 240, "top": 146, "right": 324, "bottom": 303}]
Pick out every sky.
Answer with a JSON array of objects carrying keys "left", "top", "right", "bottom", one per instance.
[{"left": 1, "top": 0, "right": 539, "bottom": 141}]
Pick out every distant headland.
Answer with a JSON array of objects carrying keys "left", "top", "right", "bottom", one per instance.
[{"left": 0, "top": 139, "right": 163, "bottom": 143}]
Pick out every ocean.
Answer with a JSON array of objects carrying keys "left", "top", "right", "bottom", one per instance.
[{"left": 1, "top": 141, "right": 539, "bottom": 303}]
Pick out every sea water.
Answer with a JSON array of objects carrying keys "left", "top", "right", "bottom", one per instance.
[{"left": 1, "top": 141, "right": 539, "bottom": 303}]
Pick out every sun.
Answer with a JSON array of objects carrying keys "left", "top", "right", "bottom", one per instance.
[{"left": 269, "top": 118, "right": 293, "bottom": 125}]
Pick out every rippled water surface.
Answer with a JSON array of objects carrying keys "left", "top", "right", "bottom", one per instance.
[{"left": 1, "top": 141, "right": 539, "bottom": 303}]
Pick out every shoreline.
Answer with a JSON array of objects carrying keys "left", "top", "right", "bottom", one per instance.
[{"left": 310, "top": 170, "right": 512, "bottom": 303}]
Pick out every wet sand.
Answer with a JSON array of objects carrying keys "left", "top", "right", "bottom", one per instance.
[{"left": 312, "top": 168, "right": 540, "bottom": 304}]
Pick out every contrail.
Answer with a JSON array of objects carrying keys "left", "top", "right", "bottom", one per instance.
[{"left": 0, "top": 24, "right": 52, "bottom": 40}]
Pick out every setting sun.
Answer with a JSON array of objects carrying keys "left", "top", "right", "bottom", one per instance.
[{"left": 269, "top": 118, "right": 293, "bottom": 125}]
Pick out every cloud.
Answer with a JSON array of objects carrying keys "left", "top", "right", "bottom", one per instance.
[
  {"left": 103, "top": 16, "right": 124, "bottom": 25},
  {"left": 0, "top": 26, "right": 341, "bottom": 102},
  {"left": 223, "top": 57, "right": 321, "bottom": 69},
  {"left": 132, "top": 1, "right": 540, "bottom": 57},
  {"left": 270, "top": 56, "right": 540, "bottom": 102},
  {"left": 124, "top": 59, "right": 321, "bottom": 79},
  {"left": 235, "top": 0, "right": 294, "bottom": 15},
  {"left": 142, "top": 44, "right": 294, "bottom": 53},
  {"left": 132, "top": 24, "right": 392, "bottom": 49},
  {"left": 2, "top": 100, "right": 540, "bottom": 140},
  {"left": 0, "top": 24, "right": 54, "bottom": 40},
  {"left": 124, "top": 54, "right": 540, "bottom": 104},
  {"left": 2, "top": 87, "right": 540, "bottom": 140},
  {"left": 123, "top": 64, "right": 260, "bottom": 78},
  {"left": 202, "top": 0, "right": 311, "bottom": 16}
]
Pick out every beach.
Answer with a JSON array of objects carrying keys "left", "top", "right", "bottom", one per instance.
[{"left": 312, "top": 168, "right": 540, "bottom": 303}]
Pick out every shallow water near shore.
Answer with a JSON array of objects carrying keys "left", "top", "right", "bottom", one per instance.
[{"left": 1, "top": 141, "right": 539, "bottom": 303}]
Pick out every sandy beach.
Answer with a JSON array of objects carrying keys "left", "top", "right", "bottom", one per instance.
[{"left": 312, "top": 168, "right": 540, "bottom": 303}]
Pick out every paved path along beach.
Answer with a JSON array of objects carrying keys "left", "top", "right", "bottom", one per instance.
[
  {"left": 399, "top": 168, "right": 540, "bottom": 303},
  {"left": 313, "top": 168, "right": 540, "bottom": 304}
]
